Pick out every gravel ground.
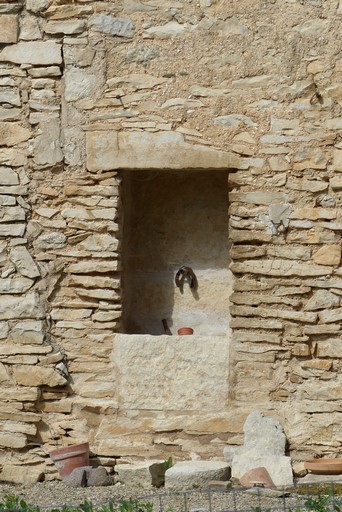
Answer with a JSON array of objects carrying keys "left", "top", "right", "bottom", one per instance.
[{"left": 0, "top": 480, "right": 313, "bottom": 512}]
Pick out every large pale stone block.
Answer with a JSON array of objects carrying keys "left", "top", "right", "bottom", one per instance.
[
  {"left": 232, "top": 454, "right": 293, "bottom": 488},
  {"left": 111, "top": 334, "right": 229, "bottom": 410},
  {"left": 0, "top": 42, "right": 62, "bottom": 65},
  {"left": 0, "top": 123, "right": 30, "bottom": 146},
  {"left": 13, "top": 365, "right": 67, "bottom": 387},
  {"left": 165, "top": 461, "right": 230, "bottom": 490},
  {"left": 10, "top": 246, "right": 40, "bottom": 278},
  {"left": 86, "top": 131, "right": 240, "bottom": 171},
  {"left": 0, "top": 15, "right": 18, "bottom": 43},
  {"left": 0, "top": 293, "right": 44, "bottom": 320},
  {"left": 33, "top": 119, "right": 63, "bottom": 167}
]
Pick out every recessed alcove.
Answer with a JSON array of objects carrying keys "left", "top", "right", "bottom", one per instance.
[{"left": 121, "top": 169, "right": 232, "bottom": 336}]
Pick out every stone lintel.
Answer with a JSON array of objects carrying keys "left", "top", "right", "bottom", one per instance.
[{"left": 86, "top": 131, "right": 240, "bottom": 172}]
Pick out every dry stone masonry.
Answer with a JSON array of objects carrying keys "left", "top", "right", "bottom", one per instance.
[{"left": 0, "top": 0, "right": 342, "bottom": 483}]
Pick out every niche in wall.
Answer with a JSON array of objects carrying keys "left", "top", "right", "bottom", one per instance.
[{"left": 121, "top": 169, "right": 232, "bottom": 336}]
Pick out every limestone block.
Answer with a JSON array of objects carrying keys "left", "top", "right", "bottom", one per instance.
[
  {"left": 297, "top": 380, "right": 342, "bottom": 402},
  {"left": 304, "top": 290, "right": 340, "bottom": 311},
  {"left": 86, "top": 131, "right": 240, "bottom": 172},
  {"left": 317, "top": 339, "right": 342, "bottom": 358},
  {"left": 44, "top": 19, "right": 86, "bottom": 35},
  {"left": 68, "top": 261, "right": 118, "bottom": 274},
  {"left": 0, "top": 293, "right": 44, "bottom": 320},
  {"left": 0, "top": 420, "right": 36, "bottom": 436},
  {"left": 287, "top": 178, "right": 328, "bottom": 192},
  {"left": 0, "top": 465, "right": 44, "bottom": 484},
  {"left": 232, "top": 454, "right": 293, "bottom": 488},
  {"left": 293, "top": 148, "right": 327, "bottom": 170},
  {"left": 68, "top": 275, "right": 120, "bottom": 289},
  {"left": 290, "top": 208, "right": 337, "bottom": 220},
  {"left": 312, "top": 244, "right": 342, "bottom": 265},
  {"left": 0, "top": 362, "right": 11, "bottom": 383},
  {"left": 0, "top": 166, "right": 19, "bottom": 185},
  {"left": 116, "top": 460, "right": 167, "bottom": 488},
  {"left": 0, "top": 122, "right": 30, "bottom": 147},
  {"left": 0, "top": 108, "right": 21, "bottom": 121},
  {"left": 77, "top": 234, "right": 118, "bottom": 253},
  {"left": 0, "top": 15, "right": 18, "bottom": 43},
  {"left": 112, "top": 334, "right": 229, "bottom": 410},
  {"left": 107, "top": 73, "right": 167, "bottom": 91},
  {"left": 0, "top": 206, "right": 25, "bottom": 222},
  {"left": 89, "top": 14, "right": 135, "bottom": 37},
  {"left": 0, "top": 42, "right": 62, "bottom": 65},
  {"left": 64, "top": 68, "right": 101, "bottom": 102},
  {"left": 231, "top": 412, "right": 293, "bottom": 487},
  {"left": 214, "top": 114, "right": 256, "bottom": 128},
  {"left": 232, "top": 75, "right": 272, "bottom": 88},
  {"left": 0, "top": 277, "right": 34, "bottom": 294},
  {"left": 0, "top": 432, "right": 27, "bottom": 449},
  {"left": 34, "top": 232, "right": 66, "bottom": 250},
  {"left": 20, "top": 14, "right": 42, "bottom": 40},
  {"left": 11, "top": 320, "right": 45, "bottom": 344},
  {"left": 26, "top": 0, "right": 51, "bottom": 13},
  {"left": 1, "top": 387, "right": 39, "bottom": 402},
  {"left": 229, "top": 192, "right": 286, "bottom": 205},
  {"left": 165, "top": 461, "right": 230, "bottom": 490},
  {"left": 144, "top": 21, "right": 190, "bottom": 39},
  {"left": 33, "top": 119, "right": 63, "bottom": 167},
  {"left": 0, "top": 148, "right": 27, "bottom": 167},
  {"left": 319, "top": 307, "right": 342, "bottom": 323},
  {"left": 10, "top": 246, "right": 40, "bottom": 278},
  {"left": 13, "top": 365, "right": 67, "bottom": 387},
  {"left": 230, "top": 260, "right": 332, "bottom": 277}
]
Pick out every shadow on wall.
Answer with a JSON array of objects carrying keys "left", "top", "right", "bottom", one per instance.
[{"left": 121, "top": 169, "right": 231, "bottom": 336}]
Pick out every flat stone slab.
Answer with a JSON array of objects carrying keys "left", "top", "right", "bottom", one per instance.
[
  {"left": 116, "top": 460, "right": 166, "bottom": 488},
  {"left": 165, "top": 461, "right": 231, "bottom": 490}
]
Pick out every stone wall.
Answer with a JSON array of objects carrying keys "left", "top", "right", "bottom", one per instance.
[{"left": 0, "top": 0, "right": 342, "bottom": 483}]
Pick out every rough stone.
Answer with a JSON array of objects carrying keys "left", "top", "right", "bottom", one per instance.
[
  {"left": 86, "top": 131, "right": 240, "bottom": 171},
  {"left": 33, "top": 119, "right": 63, "bottom": 167},
  {"left": 0, "top": 15, "right": 18, "bottom": 43},
  {"left": 116, "top": 461, "right": 167, "bottom": 488},
  {"left": 231, "top": 412, "right": 293, "bottom": 487},
  {"left": 165, "top": 461, "right": 231, "bottom": 491},
  {"left": 12, "top": 365, "right": 67, "bottom": 387},
  {"left": 0, "top": 42, "right": 62, "bottom": 65},
  {"left": 10, "top": 247, "right": 40, "bottom": 278},
  {"left": 304, "top": 290, "right": 340, "bottom": 311},
  {"left": 89, "top": 14, "right": 135, "bottom": 37}
]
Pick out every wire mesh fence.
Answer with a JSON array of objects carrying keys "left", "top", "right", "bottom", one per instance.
[{"left": 2, "top": 480, "right": 342, "bottom": 512}]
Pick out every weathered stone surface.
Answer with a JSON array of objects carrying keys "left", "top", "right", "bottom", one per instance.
[
  {"left": 312, "top": 245, "right": 341, "bottom": 266},
  {"left": 116, "top": 461, "right": 166, "bottom": 488},
  {"left": 319, "top": 307, "right": 342, "bottom": 324},
  {"left": 231, "top": 412, "right": 293, "bottom": 487},
  {"left": 68, "top": 261, "right": 118, "bottom": 274},
  {"left": 64, "top": 68, "right": 101, "bottom": 102},
  {"left": 44, "top": 19, "right": 86, "bottom": 35},
  {"left": 0, "top": 42, "right": 62, "bottom": 65},
  {"left": 231, "top": 260, "right": 332, "bottom": 277},
  {"left": 89, "top": 14, "right": 135, "bottom": 37},
  {"left": 10, "top": 247, "right": 40, "bottom": 278},
  {"left": 317, "top": 339, "right": 342, "bottom": 358},
  {"left": 0, "top": 465, "right": 44, "bottom": 484},
  {"left": 0, "top": 293, "right": 43, "bottom": 320},
  {"left": 34, "top": 232, "right": 66, "bottom": 250},
  {"left": 33, "top": 119, "right": 63, "bottom": 167},
  {"left": 112, "top": 335, "right": 228, "bottom": 410},
  {"left": 0, "top": 123, "right": 29, "bottom": 146},
  {"left": 144, "top": 21, "right": 190, "bottom": 39},
  {"left": 0, "top": 277, "right": 34, "bottom": 294},
  {"left": 165, "top": 461, "right": 230, "bottom": 490},
  {"left": 87, "top": 131, "right": 239, "bottom": 172},
  {"left": 304, "top": 290, "right": 340, "bottom": 311},
  {"left": 13, "top": 365, "right": 67, "bottom": 387},
  {"left": 0, "top": 15, "right": 18, "bottom": 43}
]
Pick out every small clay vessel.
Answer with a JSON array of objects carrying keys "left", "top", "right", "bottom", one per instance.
[{"left": 177, "top": 327, "right": 194, "bottom": 335}]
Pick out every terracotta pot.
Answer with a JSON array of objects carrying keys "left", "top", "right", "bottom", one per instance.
[
  {"left": 177, "top": 327, "right": 194, "bottom": 335},
  {"left": 49, "top": 442, "right": 89, "bottom": 479},
  {"left": 304, "top": 458, "right": 342, "bottom": 475}
]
